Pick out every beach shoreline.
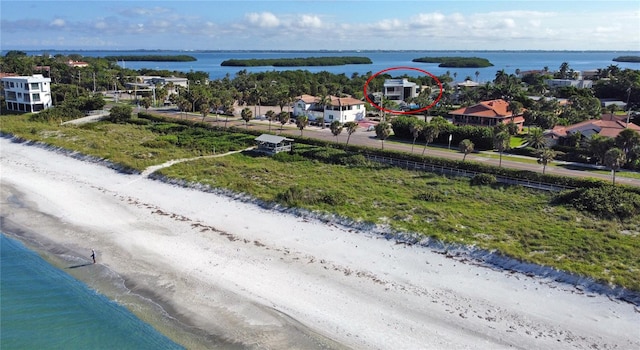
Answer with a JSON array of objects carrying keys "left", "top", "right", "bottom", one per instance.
[{"left": 2, "top": 137, "right": 639, "bottom": 349}]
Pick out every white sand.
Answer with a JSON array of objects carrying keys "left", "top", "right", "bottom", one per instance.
[{"left": 1, "top": 137, "right": 639, "bottom": 349}]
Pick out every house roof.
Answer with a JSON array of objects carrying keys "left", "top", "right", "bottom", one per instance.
[
  {"left": 548, "top": 113, "right": 640, "bottom": 138},
  {"left": 255, "top": 134, "right": 293, "bottom": 144},
  {"left": 296, "top": 94, "right": 318, "bottom": 104},
  {"left": 330, "top": 96, "right": 364, "bottom": 106},
  {"left": 449, "top": 99, "right": 524, "bottom": 118}
]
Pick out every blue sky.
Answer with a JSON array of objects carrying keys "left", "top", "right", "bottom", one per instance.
[{"left": 1, "top": 0, "right": 639, "bottom": 51}]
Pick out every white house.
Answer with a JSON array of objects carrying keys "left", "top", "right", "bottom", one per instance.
[
  {"left": 544, "top": 79, "right": 593, "bottom": 89},
  {"left": 1, "top": 74, "right": 52, "bottom": 113},
  {"left": 383, "top": 78, "right": 419, "bottom": 101},
  {"left": 292, "top": 94, "right": 365, "bottom": 124}
]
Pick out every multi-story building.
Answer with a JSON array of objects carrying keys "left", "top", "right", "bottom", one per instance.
[
  {"left": 1, "top": 74, "right": 52, "bottom": 113},
  {"left": 383, "top": 78, "right": 419, "bottom": 101}
]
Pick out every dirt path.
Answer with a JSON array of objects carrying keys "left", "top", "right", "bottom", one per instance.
[{"left": 140, "top": 147, "right": 255, "bottom": 177}]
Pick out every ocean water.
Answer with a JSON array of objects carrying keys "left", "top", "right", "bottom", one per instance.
[
  {"left": 15, "top": 49, "right": 640, "bottom": 81},
  {"left": 0, "top": 233, "right": 184, "bottom": 350}
]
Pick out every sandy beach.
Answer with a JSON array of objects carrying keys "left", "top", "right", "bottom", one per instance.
[{"left": 1, "top": 136, "right": 639, "bottom": 349}]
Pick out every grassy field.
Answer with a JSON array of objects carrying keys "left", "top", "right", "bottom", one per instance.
[{"left": 2, "top": 115, "right": 639, "bottom": 291}]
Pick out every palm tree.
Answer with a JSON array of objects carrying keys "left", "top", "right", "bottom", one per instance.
[
  {"left": 241, "top": 107, "right": 252, "bottom": 128},
  {"left": 178, "top": 98, "right": 191, "bottom": 119},
  {"left": 296, "top": 115, "right": 308, "bottom": 136},
  {"left": 604, "top": 148, "right": 626, "bottom": 185},
  {"left": 493, "top": 131, "right": 511, "bottom": 167},
  {"left": 375, "top": 121, "right": 392, "bottom": 150},
  {"left": 422, "top": 124, "right": 440, "bottom": 156},
  {"left": 526, "top": 128, "right": 546, "bottom": 149},
  {"left": 330, "top": 121, "right": 343, "bottom": 142},
  {"left": 537, "top": 147, "right": 556, "bottom": 174},
  {"left": 475, "top": 71, "right": 480, "bottom": 82},
  {"left": 459, "top": 139, "right": 474, "bottom": 161},
  {"left": 344, "top": 121, "right": 358, "bottom": 146},
  {"left": 277, "top": 111, "right": 289, "bottom": 133},
  {"left": 265, "top": 110, "right": 276, "bottom": 132},
  {"left": 410, "top": 123, "right": 423, "bottom": 152},
  {"left": 199, "top": 102, "right": 209, "bottom": 122}
]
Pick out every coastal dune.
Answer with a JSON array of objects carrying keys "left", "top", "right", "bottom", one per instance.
[{"left": 1, "top": 137, "right": 639, "bottom": 349}]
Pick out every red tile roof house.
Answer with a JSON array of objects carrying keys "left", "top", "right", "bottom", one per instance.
[
  {"left": 449, "top": 99, "right": 526, "bottom": 132},
  {"left": 545, "top": 113, "right": 640, "bottom": 146}
]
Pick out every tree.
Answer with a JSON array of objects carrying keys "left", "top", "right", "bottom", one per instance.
[
  {"left": 108, "top": 105, "right": 132, "bottom": 123},
  {"left": 278, "top": 111, "right": 289, "bottom": 133},
  {"left": 603, "top": 147, "right": 626, "bottom": 185},
  {"left": 199, "top": 102, "right": 209, "bottom": 122},
  {"left": 587, "top": 134, "right": 615, "bottom": 165},
  {"left": 422, "top": 124, "right": 440, "bottom": 156},
  {"left": 375, "top": 121, "right": 392, "bottom": 150},
  {"left": 493, "top": 131, "right": 511, "bottom": 167},
  {"left": 459, "top": 139, "right": 474, "bottom": 161},
  {"left": 296, "top": 115, "right": 309, "bottom": 136},
  {"left": 178, "top": 98, "right": 191, "bottom": 119},
  {"left": 142, "top": 97, "right": 152, "bottom": 110},
  {"left": 409, "top": 123, "right": 423, "bottom": 152},
  {"left": 537, "top": 148, "right": 556, "bottom": 174},
  {"left": 615, "top": 128, "right": 640, "bottom": 164},
  {"left": 344, "top": 121, "right": 358, "bottom": 146},
  {"left": 330, "top": 120, "right": 343, "bottom": 142},
  {"left": 265, "top": 110, "right": 276, "bottom": 132},
  {"left": 241, "top": 107, "right": 252, "bottom": 128},
  {"left": 526, "top": 128, "right": 546, "bottom": 149}
]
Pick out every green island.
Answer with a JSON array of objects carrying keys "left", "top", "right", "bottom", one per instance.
[
  {"left": 104, "top": 55, "right": 197, "bottom": 62},
  {"left": 220, "top": 56, "right": 372, "bottom": 67},
  {"left": 613, "top": 56, "right": 640, "bottom": 63},
  {"left": 1, "top": 113, "right": 639, "bottom": 292},
  {"left": 412, "top": 56, "right": 494, "bottom": 68}
]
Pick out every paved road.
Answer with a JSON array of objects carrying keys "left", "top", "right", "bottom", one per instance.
[{"left": 149, "top": 107, "right": 640, "bottom": 187}]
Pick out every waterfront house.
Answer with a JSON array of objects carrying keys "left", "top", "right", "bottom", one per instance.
[
  {"left": 292, "top": 94, "right": 366, "bottom": 124},
  {"left": 449, "top": 99, "right": 525, "bottom": 132},
  {"left": 1, "top": 74, "right": 52, "bottom": 113},
  {"left": 544, "top": 78, "right": 593, "bottom": 89},
  {"left": 383, "top": 78, "right": 419, "bottom": 101},
  {"left": 255, "top": 134, "right": 293, "bottom": 155}
]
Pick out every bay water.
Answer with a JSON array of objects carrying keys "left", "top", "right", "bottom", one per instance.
[
  {"left": 17, "top": 50, "right": 640, "bottom": 81},
  {"left": 0, "top": 233, "right": 184, "bottom": 349}
]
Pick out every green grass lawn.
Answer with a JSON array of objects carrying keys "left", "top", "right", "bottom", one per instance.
[{"left": 2, "top": 115, "right": 639, "bottom": 291}]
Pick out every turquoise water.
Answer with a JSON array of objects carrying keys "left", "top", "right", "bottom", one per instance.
[{"left": 0, "top": 234, "right": 184, "bottom": 350}]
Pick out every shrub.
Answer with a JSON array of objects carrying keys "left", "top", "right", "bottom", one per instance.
[
  {"left": 471, "top": 173, "right": 497, "bottom": 186},
  {"left": 339, "top": 154, "right": 370, "bottom": 167},
  {"left": 554, "top": 186, "right": 640, "bottom": 220},
  {"left": 414, "top": 189, "right": 447, "bottom": 202}
]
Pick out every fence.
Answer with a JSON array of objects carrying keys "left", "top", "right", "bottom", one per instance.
[{"left": 364, "top": 154, "right": 575, "bottom": 192}]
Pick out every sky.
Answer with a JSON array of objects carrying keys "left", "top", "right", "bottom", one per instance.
[{"left": 1, "top": 0, "right": 639, "bottom": 51}]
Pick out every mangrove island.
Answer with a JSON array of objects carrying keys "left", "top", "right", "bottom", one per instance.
[
  {"left": 220, "top": 56, "right": 372, "bottom": 67},
  {"left": 412, "top": 56, "right": 494, "bottom": 68}
]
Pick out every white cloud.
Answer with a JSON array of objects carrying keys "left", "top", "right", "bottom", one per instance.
[
  {"left": 300, "top": 15, "right": 322, "bottom": 28},
  {"left": 246, "top": 12, "right": 280, "bottom": 28}
]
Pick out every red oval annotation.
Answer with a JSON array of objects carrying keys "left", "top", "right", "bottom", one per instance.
[{"left": 363, "top": 66, "right": 443, "bottom": 115}]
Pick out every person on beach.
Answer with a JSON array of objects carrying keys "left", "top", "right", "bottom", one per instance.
[{"left": 91, "top": 249, "right": 96, "bottom": 264}]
